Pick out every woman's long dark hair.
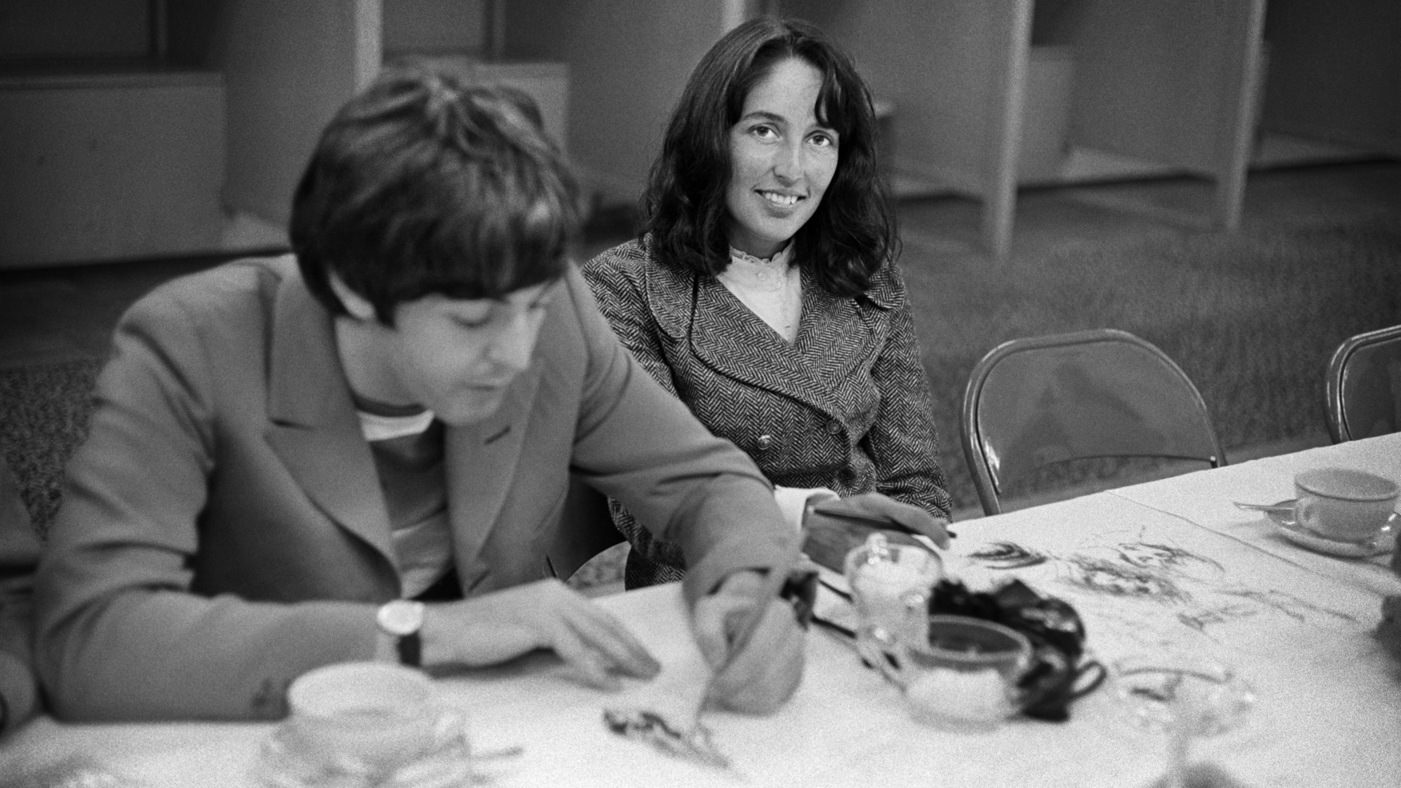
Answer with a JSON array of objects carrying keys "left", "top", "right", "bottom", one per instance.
[{"left": 642, "top": 16, "right": 896, "bottom": 297}]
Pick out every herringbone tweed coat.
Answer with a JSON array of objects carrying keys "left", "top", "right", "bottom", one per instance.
[{"left": 583, "top": 239, "right": 952, "bottom": 587}]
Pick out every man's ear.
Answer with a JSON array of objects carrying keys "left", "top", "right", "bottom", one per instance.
[{"left": 328, "top": 273, "right": 376, "bottom": 321}]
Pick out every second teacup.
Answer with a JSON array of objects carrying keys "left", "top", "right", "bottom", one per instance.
[
  {"left": 285, "top": 661, "right": 463, "bottom": 775},
  {"left": 1294, "top": 467, "right": 1398, "bottom": 542},
  {"left": 873, "top": 614, "right": 1035, "bottom": 729}
]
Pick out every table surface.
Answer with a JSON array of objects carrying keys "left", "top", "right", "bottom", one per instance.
[{"left": 4, "top": 436, "right": 1401, "bottom": 787}]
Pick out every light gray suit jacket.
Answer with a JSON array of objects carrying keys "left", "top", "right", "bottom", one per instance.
[{"left": 35, "top": 256, "right": 792, "bottom": 721}]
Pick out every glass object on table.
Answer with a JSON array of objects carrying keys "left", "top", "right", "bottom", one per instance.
[
  {"left": 871, "top": 614, "right": 1037, "bottom": 729},
  {"left": 1113, "top": 654, "right": 1255, "bottom": 788},
  {"left": 843, "top": 532, "right": 942, "bottom": 667}
]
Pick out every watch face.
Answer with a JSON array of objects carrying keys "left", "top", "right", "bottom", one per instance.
[{"left": 378, "top": 600, "right": 424, "bottom": 636}]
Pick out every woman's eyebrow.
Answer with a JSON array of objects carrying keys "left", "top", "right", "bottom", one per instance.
[{"left": 739, "top": 110, "right": 785, "bottom": 124}]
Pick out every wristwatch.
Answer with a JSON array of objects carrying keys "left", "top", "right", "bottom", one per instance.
[{"left": 376, "top": 599, "right": 425, "bottom": 667}]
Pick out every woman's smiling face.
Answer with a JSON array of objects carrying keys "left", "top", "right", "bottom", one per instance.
[{"left": 724, "top": 57, "right": 839, "bottom": 259}]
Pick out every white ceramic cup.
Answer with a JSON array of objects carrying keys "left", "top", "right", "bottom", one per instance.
[
  {"left": 1294, "top": 467, "right": 1399, "bottom": 542},
  {"left": 286, "top": 661, "right": 461, "bottom": 774}
]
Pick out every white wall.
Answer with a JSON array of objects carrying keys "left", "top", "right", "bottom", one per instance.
[
  {"left": 502, "top": 0, "right": 735, "bottom": 203},
  {"left": 780, "top": 0, "right": 1024, "bottom": 196},
  {"left": 1262, "top": 0, "right": 1401, "bottom": 156},
  {"left": 0, "top": 0, "right": 149, "bottom": 60},
  {"left": 381, "top": 0, "right": 487, "bottom": 57},
  {"left": 0, "top": 73, "right": 226, "bottom": 267},
  {"left": 210, "top": 0, "right": 380, "bottom": 227}
]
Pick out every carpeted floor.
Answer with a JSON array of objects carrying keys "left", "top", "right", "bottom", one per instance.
[{"left": 0, "top": 358, "right": 104, "bottom": 536}]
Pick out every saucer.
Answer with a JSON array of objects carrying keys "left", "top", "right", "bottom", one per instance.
[
  {"left": 257, "top": 718, "right": 472, "bottom": 788},
  {"left": 1263, "top": 500, "right": 1397, "bottom": 559}
]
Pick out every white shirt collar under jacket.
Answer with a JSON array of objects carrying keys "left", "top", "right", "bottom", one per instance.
[
  {"left": 719, "top": 244, "right": 803, "bottom": 342},
  {"left": 357, "top": 408, "right": 436, "bottom": 442}
]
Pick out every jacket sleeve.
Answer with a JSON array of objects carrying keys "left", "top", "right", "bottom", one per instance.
[
  {"left": 33, "top": 289, "right": 376, "bottom": 722},
  {"left": 864, "top": 264, "right": 954, "bottom": 519},
  {"left": 580, "top": 249, "right": 693, "bottom": 581},
  {"left": 581, "top": 246, "right": 681, "bottom": 398},
  {"left": 563, "top": 266, "right": 795, "bottom": 602}
]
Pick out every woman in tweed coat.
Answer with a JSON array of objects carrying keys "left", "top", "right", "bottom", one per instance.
[{"left": 583, "top": 17, "right": 952, "bottom": 588}]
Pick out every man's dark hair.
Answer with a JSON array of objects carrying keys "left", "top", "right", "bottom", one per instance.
[
  {"left": 642, "top": 16, "right": 896, "bottom": 297},
  {"left": 291, "top": 65, "right": 583, "bottom": 325}
]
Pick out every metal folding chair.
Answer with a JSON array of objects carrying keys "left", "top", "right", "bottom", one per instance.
[
  {"left": 961, "top": 328, "right": 1226, "bottom": 515},
  {"left": 1325, "top": 324, "right": 1401, "bottom": 443}
]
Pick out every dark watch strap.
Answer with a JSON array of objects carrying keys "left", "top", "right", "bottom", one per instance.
[{"left": 396, "top": 630, "right": 422, "bottom": 667}]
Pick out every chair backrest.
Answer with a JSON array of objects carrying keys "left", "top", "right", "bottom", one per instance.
[
  {"left": 546, "top": 475, "right": 624, "bottom": 582},
  {"left": 1325, "top": 324, "right": 1401, "bottom": 443},
  {"left": 961, "top": 328, "right": 1225, "bottom": 515}
]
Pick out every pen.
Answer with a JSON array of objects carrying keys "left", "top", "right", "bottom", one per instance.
[
  {"left": 809, "top": 503, "right": 958, "bottom": 539},
  {"left": 810, "top": 614, "right": 856, "bottom": 641}
]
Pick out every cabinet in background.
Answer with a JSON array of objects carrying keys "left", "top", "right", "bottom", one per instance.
[{"left": 779, "top": 0, "right": 1268, "bottom": 257}]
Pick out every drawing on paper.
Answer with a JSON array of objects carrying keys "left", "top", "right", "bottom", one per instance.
[
  {"left": 1112, "top": 542, "right": 1223, "bottom": 574},
  {"left": 1216, "top": 588, "right": 1361, "bottom": 625},
  {"left": 967, "top": 541, "right": 1048, "bottom": 569},
  {"left": 1062, "top": 554, "right": 1189, "bottom": 601},
  {"left": 962, "top": 526, "right": 1362, "bottom": 637}
]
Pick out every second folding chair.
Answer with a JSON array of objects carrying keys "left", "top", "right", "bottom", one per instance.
[{"left": 961, "top": 328, "right": 1226, "bottom": 516}]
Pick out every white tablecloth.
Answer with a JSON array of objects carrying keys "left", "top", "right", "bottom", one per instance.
[
  {"left": 4, "top": 438, "right": 1400, "bottom": 787},
  {"left": 1112, "top": 433, "right": 1401, "bottom": 596}
]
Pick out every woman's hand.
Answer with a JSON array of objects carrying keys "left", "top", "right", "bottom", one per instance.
[
  {"left": 823, "top": 492, "right": 952, "bottom": 548},
  {"left": 422, "top": 579, "right": 660, "bottom": 690},
  {"left": 692, "top": 570, "right": 805, "bottom": 714}
]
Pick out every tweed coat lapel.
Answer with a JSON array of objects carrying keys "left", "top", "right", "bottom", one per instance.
[
  {"left": 648, "top": 259, "right": 895, "bottom": 419},
  {"left": 263, "top": 265, "right": 395, "bottom": 567}
]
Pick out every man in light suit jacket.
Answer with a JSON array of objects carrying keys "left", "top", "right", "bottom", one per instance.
[{"left": 33, "top": 67, "right": 805, "bottom": 722}]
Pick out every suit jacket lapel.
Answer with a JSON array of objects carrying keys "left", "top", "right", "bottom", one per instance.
[
  {"left": 792, "top": 268, "right": 884, "bottom": 381},
  {"left": 443, "top": 364, "right": 538, "bottom": 592},
  {"left": 263, "top": 265, "right": 395, "bottom": 566}
]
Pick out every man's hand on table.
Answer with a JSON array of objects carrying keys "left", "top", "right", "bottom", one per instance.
[
  {"left": 421, "top": 579, "right": 661, "bottom": 689},
  {"left": 692, "top": 569, "right": 805, "bottom": 714}
]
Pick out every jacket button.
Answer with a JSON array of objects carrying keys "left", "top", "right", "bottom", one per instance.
[
  {"left": 756, "top": 434, "right": 773, "bottom": 450},
  {"left": 825, "top": 421, "right": 842, "bottom": 435}
]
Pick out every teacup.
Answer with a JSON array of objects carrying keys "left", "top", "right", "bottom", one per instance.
[
  {"left": 844, "top": 532, "right": 943, "bottom": 664},
  {"left": 871, "top": 614, "right": 1038, "bottom": 729},
  {"left": 1294, "top": 467, "right": 1399, "bottom": 542},
  {"left": 285, "top": 661, "right": 464, "bottom": 775}
]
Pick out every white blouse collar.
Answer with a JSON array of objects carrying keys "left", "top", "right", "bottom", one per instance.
[{"left": 723, "top": 243, "right": 794, "bottom": 292}]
